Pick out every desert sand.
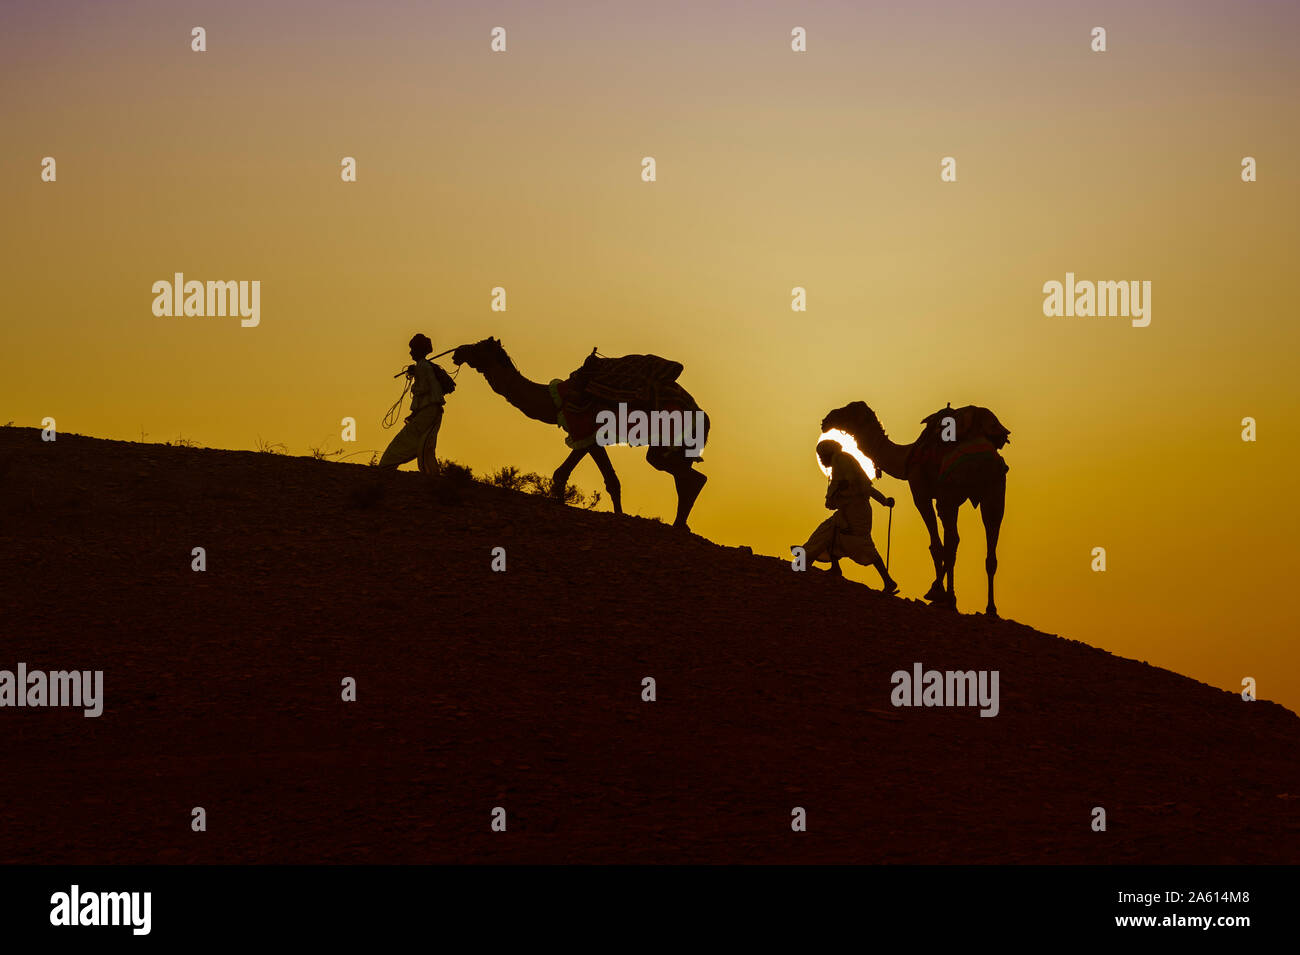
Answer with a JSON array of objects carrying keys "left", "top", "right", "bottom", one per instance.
[{"left": 2, "top": 428, "right": 1297, "bottom": 864}]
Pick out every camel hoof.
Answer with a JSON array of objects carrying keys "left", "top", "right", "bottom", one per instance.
[
  {"left": 985, "top": 607, "right": 999, "bottom": 618},
  {"left": 924, "top": 583, "right": 946, "bottom": 601}
]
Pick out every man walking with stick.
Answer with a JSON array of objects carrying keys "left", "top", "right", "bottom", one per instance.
[{"left": 801, "top": 438, "right": 899, "bottom": 595}]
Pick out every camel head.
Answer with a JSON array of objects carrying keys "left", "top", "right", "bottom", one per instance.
[
  {"left": 821, "top": 401, "right": 886, "bottom": 443},
  {"left": 452, "top": 337, "right": 509, "bottom": 372}
]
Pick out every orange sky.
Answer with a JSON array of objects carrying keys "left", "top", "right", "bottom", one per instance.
[{"left": 3, "top": 0, "right": 1298, "bottom": 710}]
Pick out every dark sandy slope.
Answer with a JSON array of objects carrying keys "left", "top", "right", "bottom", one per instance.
[{"left": 1, "top": 428, "right": 1297, "bottom": 864}]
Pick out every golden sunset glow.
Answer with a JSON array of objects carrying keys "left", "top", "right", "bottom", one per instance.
[{"left": 817, "top": 429, "right": 878, "bottom": 480}]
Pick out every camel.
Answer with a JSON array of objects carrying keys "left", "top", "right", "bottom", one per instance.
[
  {"left": 452, "top": 338, "right": 709, "bottom": 529},
  {"left": 821, "top": 401, "right": 1010, "bottom": 616}
]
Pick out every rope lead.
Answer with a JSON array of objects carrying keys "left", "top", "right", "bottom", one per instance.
[{"left": 382, "top": 374, "right": 413, "bottom": 430}]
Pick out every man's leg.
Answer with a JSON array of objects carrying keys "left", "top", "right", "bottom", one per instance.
[
  {"left": 827, "top": 524, "right": 842, "bottom": 575},
  {"left": 379, "top": 407, "right": 441, "bottom": 470},
  {"left": 870, "top": 555, "right": 898, "bottom": 594},
  {"left": 378, "top": 417, "right": 423, "bottom": 468},
  {"left": 416, "top": 408, "right": 443, "bottom": 475}
]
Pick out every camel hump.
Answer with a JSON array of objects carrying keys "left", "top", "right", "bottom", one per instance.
[
  {"left": 572, "top": 353, "right": 685, "bottom": 404},
  {"left": 920, "top": 405, "right": 1010, "bottom": 449}
]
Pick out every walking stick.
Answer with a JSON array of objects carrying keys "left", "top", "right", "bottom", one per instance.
[{"left": 886, "top": 503, "right": 893, "bottom": 572}]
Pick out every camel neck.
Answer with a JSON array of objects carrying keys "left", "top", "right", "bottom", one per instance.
[
  {"left": 480, "top": 354, "right": 558, "bottom": 425},
  {"left": 858, "top": 424, "right": 913, "bottom": 480}
]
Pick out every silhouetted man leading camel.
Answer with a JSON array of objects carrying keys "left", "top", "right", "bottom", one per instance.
[
  {"left": 379, "top": 333, "right": 453, "bottom": 473},
  {"left": 803, "top": 439, "right": 898, "bottom": 594}
]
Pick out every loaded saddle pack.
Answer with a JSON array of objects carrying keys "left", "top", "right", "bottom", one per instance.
[
  {"left": 547, "top": 349, "right": 695, "bottom": 451},
  {"left": 908, "top": 403, "right": 1011, "bottom": 493}
]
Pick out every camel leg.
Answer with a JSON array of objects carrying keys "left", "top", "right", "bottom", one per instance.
[
  {"left": 648, "top": 448, "right": 706, "bottom": 530},
  {"left": 673, "top": 467, "right": 707, "bottom": 529},
  {"left": 588, "top": 444, "right": 623, "bottom": 515},
  {"left": 981, "top": 479, "right": 1005, "bottom": 617},
  {"left": 551, "top": 447, "right": 588, "bottom": 500},
  {"left": 937, "top": 497, "right": 960, "bottom": 609},
  {"left": 913, "top": 486, "right": 945, "bottom": 601}
]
